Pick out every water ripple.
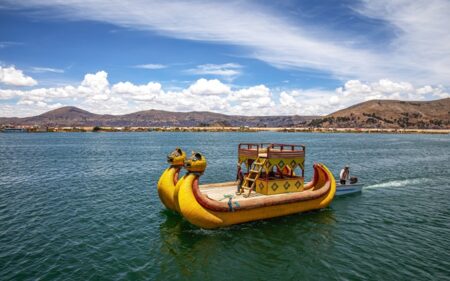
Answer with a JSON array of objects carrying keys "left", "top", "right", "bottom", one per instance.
[{"left": 1, "top": 132, "right": 449, "bottom": 280}]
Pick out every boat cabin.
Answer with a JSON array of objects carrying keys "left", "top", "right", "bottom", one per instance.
[{"left": 237, "top": 143, "right": 305, "bottom": 197}]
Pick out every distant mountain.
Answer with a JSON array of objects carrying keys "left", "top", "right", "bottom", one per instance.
[
  {"left": 38, "top": 106, "right": 100, "bottom": 119},
  {"left": 311, "top": 98, "right": 450, "bottom": 129},
  {"left": 2, "top": 98, "right": 449, "bottom": 128},
  {"left": 0, "top": 106, "right": 317, "bottom": 127}
]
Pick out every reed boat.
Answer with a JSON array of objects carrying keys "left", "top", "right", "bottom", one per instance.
[
  {"left": 157, "top": 148, "right": 186, "bottom": 211},
  {"left": 157, "top": 143, "right": 336, "bottom": 229}
]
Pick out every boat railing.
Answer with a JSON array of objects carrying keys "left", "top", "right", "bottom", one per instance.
[
  {"left": 238, "top": 143, "right": 305, "bottom": 159},
  {"left": 238, "top": 143, "right": 262, "bottom": 158},
  {"left": 267, "top": 144, "right": 305, "bottom": 159}
]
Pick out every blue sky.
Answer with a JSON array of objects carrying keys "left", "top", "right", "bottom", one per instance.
[{"left": 0, "top": 0, "right": 449, "bottom": 117}]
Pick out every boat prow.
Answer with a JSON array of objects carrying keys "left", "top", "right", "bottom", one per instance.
[{"left": 156, "top": 148, "right": 186, "bottom": 211}]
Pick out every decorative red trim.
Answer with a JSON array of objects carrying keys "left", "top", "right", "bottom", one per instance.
[
  {"left": 191, "top": 164, "right": 330, "bottom": 213},
  {"left": 173, "top": 167, "right": 181, "bottom": 185},
  {"left": 192, "top": 178, "right": 229, "bottom": 212}
]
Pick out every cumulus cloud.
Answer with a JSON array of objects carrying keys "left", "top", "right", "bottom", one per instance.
[
  {"left": 79, "top": 71, "right": 109, "bottom": 93},
  {"left": 227, "top": 85, "right": 275, "bottom": 114},
  {"left": 279, "top": 91, "right": 297, "bottom": 114},
  {"left": 0, "top": 66, "right": 37, "bottom": 86},
  {"left": 229, "top": 85, "right": 270, "bottom": 100},
  {"left": 187, "top": 78, "right": 230, "bottom": 96},
  {"left": 112, "top": 81, "right": 162, "bottom": 101},
  {"left": 0, "top": 71, "right": 236, "bottom": 116},
  {"left": 0, "top": 71, "right": 448, "bottom": 117},
  {"left": 0, "top": 71, "right": 111, "bottom": 105},
  {"left": 280, "top": 79, "right": 450, "bottom": 115},
  {"left": 336, "top": 79, "right": 449, "bottom": 102}
]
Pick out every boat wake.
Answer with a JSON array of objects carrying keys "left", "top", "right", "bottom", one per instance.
[{"left": 365, "top": 178, "right": 430, "bottom": 189}]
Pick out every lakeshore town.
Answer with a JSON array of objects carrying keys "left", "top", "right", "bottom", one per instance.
[{"left": 1, "top": 125, "right": 449, "bottom": 134}]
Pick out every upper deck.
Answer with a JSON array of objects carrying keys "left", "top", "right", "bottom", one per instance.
[{"left": 238, "top": 143, "right": 305, "bottom": 159}]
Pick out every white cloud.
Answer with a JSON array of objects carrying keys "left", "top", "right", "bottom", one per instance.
[
  {"left": 336, "top": 79, "right": 448, "bottom": 102},
  {"left": 226, "top": 85, "right": 275, "bottom": 114},
  {"left": 355, "top": 0, "right": 450, "bottom": 84},
  {"left": 0, "top": 89, "right": 19, "bottom": 100},
  {"left": 30, "top": 67, "right": 65, "bottom": 73},
  {"left": 230, "top": 85, "right": 270, "bottom": 100},
  {"left": 0, "top": 71, "right": 111, "bottom": 105},
  {"left": 187, "top": 63, "right": 242, "bottom": 79},
  {"left": 134, "top": 64, "right": 167, "bottom": 70},
  {"left": 280, "top": 92, "right": 296, "bottom": 105},
  {"left": 282, "top": 79, "right": 450, "bottom": 115},
  {"left": 0, "top": 66, "right": 37, "bottom": 86},
  {"left": 78, "top": 71, "right": 110, "bottom": 97},
  {"left": 227, "top": 85, "right": 274, "bottom": 114},
  {"left": 187, "top": 78, "right": 230, "bottom": 96},
  {"left": 0, "top": 1, "right": 389, "bottom": 82},
  {"left": 0, "top": 71, "right": 448, "bottom": 117},
  {"left": 6, "top": 0, "right": 450, "bottom": 84},
  {"left": 112, "top": 81, "right": 162, "bottom": 101}
]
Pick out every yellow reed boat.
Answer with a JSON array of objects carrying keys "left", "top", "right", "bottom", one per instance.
[
  {"left": 157, "top": 148, "right": 186, "bottom": 211},
  {"left": 157, "top": 143, "right": 336, "bottom": 229}
]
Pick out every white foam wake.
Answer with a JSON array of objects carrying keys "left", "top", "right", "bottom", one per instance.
[{"left": 365, "top": 178, "right": 429, "bottom": 189}]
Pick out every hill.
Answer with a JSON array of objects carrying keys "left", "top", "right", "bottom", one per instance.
[
  {"left": 0, "top": 106, "right": 317, "bottom": 127},
  {"left": 310, "top": 98, "right": 450, "bottom": 129},
  {"left": 1, "top": 98, "right": 449, "bottom": 129}
]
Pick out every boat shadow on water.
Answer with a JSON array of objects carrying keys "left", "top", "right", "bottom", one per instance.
[{"left": 154, "top": 208, "right": 338, "bottom": 280}]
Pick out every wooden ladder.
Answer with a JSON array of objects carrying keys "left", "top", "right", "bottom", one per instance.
[{"left": 239, "top": 157, "right": 266, "bottom": 198}]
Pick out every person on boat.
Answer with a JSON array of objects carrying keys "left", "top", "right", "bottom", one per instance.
[
  {"left": 268, "top": 168, "right": 276, "bottom": 179},
  {"left": 340, "top": 166, "right": 350, "bottom": 185},
  {"left": 236, "top": 164, "right": 244, "bottom": 193}
]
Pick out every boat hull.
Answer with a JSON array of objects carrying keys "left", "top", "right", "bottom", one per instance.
[
  {"left": 176, "top": 163, "right": 336, "bottom": 229},
  {"left": 335, "top": 184, "right": 364, "bottom": 196},
  {"left": 156, "top": 167, "right": 181, "bottom": 211}
]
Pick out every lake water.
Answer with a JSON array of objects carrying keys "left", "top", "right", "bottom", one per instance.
[{"left": 0, "top": 132, "right": 449, "bottom": 280}]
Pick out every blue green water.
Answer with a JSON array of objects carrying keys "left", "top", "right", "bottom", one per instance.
[{"left": 0, "top": 132, "right": 449, "bottom": 280}]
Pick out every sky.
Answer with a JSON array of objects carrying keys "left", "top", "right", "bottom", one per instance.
[{"left": 0, "top": 0, "right": 449, "bottom": 117}]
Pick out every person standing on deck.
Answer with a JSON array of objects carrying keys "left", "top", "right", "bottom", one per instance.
[
  {"left": 340, "top": 166, "right": 350, "bottom": 185},
  {"left": 236, "top": 164, "right": 244, "bottom": 193}
]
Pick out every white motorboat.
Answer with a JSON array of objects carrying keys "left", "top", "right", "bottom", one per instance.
[{"left": 335, "top": 183, "right": 364, "bottom": 196}]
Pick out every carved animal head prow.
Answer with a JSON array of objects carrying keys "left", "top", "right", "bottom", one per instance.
[
  {"left": 167, "top": 147, "right": 186, "bottom": 166},
  {"left": 184, "top": 151, "right": 207, "bottom": 174}
]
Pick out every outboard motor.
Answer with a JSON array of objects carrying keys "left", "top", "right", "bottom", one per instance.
[{"left": 350, "top": 176, "right": 358, "bottom": 184}]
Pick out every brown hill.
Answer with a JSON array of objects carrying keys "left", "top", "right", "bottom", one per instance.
[
  {"left": 0, "top": 106, "right": 316, "bottom": 127},
  {"left": 2, "top": 98, "right": 449, "bottom": 128},
  {"left": 38, "top": 106, "right": 99, "bottom": 119},
  {"left": 311, "top": 98, "right": 450, "bottom": 129}
]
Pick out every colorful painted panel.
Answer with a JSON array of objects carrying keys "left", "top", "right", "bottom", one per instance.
[
  {"left": 255, "top": 177, "right": 304, "bottom": 195},
  {"left": 263, "top": 157, "right": 305, "bottom": 173}
]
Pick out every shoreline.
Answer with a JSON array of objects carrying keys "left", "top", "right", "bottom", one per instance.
[{"left": 1, "top": 126, "right": 449, "bottom": 134}]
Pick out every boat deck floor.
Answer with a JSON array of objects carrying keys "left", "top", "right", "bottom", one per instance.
[{"left": 199, "top": 181, "right": 266, "bottom": 201}]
